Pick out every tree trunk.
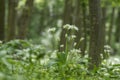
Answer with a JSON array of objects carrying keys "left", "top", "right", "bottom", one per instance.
[
  {"left": 108, "top": 7, "right": 115, "bottom": 45},
  {"left": 81, "top": 1, "right": 87, "bottom": 56},
  {"left": 88, "top": 0, "right": 104, "bottom": 70},
  {"left": 102, "top": 7, "right": 107, "bottom": 42},
  {"left": 73, "top": 0, "right": 86, "bottom": 56},
  {"left": 115, "top": 9, "right": 120, "bottom": 43},
  {"left": 7, "top": 0, "right": 17, "bottom": 41},
  {"left": 74, "top": 0, "right": 82, "bottom": 49},
  {"left": 59, "top": 0, "right": 73, "bottom": 52},
  {"left": 102, "top": 7, "right": 108, "bottom": 59},
  {"left": 39, "top": 0, "right": 49, "bottom": 34},
  {"left": 0, "top": 0, "right": 5, "bottom": 41},
  {"left": 17, "top": 0, "right": 34, "bottom": 39}
]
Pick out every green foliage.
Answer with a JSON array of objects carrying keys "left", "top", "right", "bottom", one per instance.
[
  {"left": 0, "top": 40, "right": 120, "bottom": 80},
  {"left": 101, "top": 0, "right": 120, "bottom": 7},
  {"left": 110, "top": 0, "right": 120, "bottom": 7}
]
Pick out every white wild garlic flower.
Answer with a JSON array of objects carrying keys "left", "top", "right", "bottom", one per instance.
[
  {"left": 80, "top": 37, "right": 84, "bottom": 41},
  {"left": 63, "top": 24, "right": 79, "bottom": 31},
  {"left": 73, "top": 42, "right": 77, "bottom": 47},
  {"left": 60, "top": 44, "right": 64, "bottom": 48},
  {"left": 65, "top": 33, "right": 68, "bottom": 38},
  {"left": 48, "top": 27, "right": 56, "bottom": 33},
  {"left": 71, "top": 35, "right": 76, "bottom": 39},
  {"left": 104, "top": 45, "right": 112, "bottom": 53},
  {"left": 0, "top": 41, "right": 2, "bottom": 44},
  {"left": 70, "top": 48, "right": 81, "bottom": 54}
]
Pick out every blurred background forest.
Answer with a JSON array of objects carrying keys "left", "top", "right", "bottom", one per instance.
[
  {"left": 0, "top": 0, "right": 120, "bottom": 79},
  {"left": 0, "top": 0, "right": 120, "bottom": 54},
  {"left": 0, "top": 0, "right": 120, "bottom": 53}
]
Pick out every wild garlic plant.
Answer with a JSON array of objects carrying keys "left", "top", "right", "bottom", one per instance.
[{"left": 62, "top": 24, "right": 79, "bottom": 51}]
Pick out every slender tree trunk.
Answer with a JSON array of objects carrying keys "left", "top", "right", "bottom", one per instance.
[
  {"left": 81, "top": 1, "right": 87, "bottom": 55},
  {"left": 115, "top": 9, "right": 120, "bottom": 43},
  {"left": 39, "top": 0, "right": 49, "bottom": 34},
  {"left": 0, "top": 0, "right": 5, "bottom": 41},
  {"left": 102, "top": 7, "right": 107, "bottom": 43},
  {"left": 88, "top": 0, "right": 104, "bottom": 70},
  {"left": 108, "top": 7, "right": 115, "bottom": 45},
  {"left": 102, "top": 7, "right": 108, "bottom": 59},
  {"left": 73, "top": 0, "right": 86, "bottom": 56},
  {"left": 17, "top": 0, "right": 34, "bottom": 39},
  {"left": 59, "top": 0, "right": 73, "bottom": 52},
  {"left": 74, "top": 0, "right": 82, "bottom": 49},
  {"left": 7, "top": 0, "right": 17, "bottom": 41}
]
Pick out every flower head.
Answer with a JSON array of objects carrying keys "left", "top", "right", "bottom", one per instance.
[
  {"left": 63, "top": 24, "right": 78, "bottom": 31},
  {"left": 0, "top": 41, "right": 2, "bottom": 44},
  {"left": 48, "top": 27, "right": 56, "bottom": 33}
]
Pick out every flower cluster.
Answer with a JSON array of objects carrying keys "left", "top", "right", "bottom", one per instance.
[
  {"left": 48, "top": 27, "right": 56, "bottom": 33},
  {"left": 0, "top": 41, "right": 2, "bottom": 44},
  {"left": 104, "top": 45, "right": 113, "bottom": 54},
  {"left": 63, "top": 24, "right": 79, "bottom": 31}
]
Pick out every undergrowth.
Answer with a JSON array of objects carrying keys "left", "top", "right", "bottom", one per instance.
[{"left": 0, "top": 40, "right": 120, "bottom": 80}]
